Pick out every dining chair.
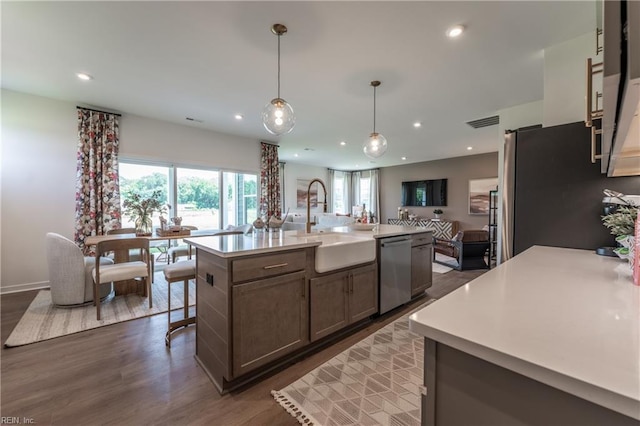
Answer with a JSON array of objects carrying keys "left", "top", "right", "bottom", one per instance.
[
  {"left": 93, "top": 237, "right": 151, "bottom": 320},
  {"left": 107, "top": 227, "right": 155, "bottom": 281}
]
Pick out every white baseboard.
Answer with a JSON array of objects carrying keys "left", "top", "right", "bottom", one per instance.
[{"left": 1, "top": 281, "right": 50, "bottom": 295}]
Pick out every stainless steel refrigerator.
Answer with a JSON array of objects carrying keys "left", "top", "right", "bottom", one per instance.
[{"left": 501, "top": 121, "right": 640, "bottom": 261}]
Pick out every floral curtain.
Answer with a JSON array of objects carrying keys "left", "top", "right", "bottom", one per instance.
[
  {"left": 259, "top": 142, "right": 281, "bottom": 219},
  {"left": 74, "top": 108, "right": 121, "bottom": 254}
]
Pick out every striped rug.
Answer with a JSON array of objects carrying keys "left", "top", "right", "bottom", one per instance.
[
  {"left": 272, "top": 301, "right": 434, "bottom": 426},
  {"left": 4, "top": 275, "right": 194, "bottom": 347}
]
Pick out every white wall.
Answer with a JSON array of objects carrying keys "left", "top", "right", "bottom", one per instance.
[
  {"left": 2, "top": 90, "right": 78, "bottom": 291},
  {"left": 1, "top": 89, "right": 260, "bottom": 292},
  {"left": 119, "top": 115, "right": 259, "bottom": 173},
  {"left": 282, "top": 162, "right": 329, "bottom": 216},
  {"left": 544, "top": 31, "right": 600, "bottom": 127}
]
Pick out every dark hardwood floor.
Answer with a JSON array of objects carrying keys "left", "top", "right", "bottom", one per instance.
[{"left": 1, "top": 269, "right": 486, "bottom": 425}]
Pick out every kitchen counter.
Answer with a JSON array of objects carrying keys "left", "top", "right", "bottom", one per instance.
[
  {"left": 409, "top": 245, "right": 640, "bottom": 421},
  {"left": 333, "top": 224, "right": 432, "bottom": 239},
  {"left": 186, "top": 224, "right": 430, "bottom": 258}
]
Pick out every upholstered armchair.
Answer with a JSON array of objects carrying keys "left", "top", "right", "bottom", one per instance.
[
  {"left": 45, "top": 233, "right": 113, "bottom": 307},
  {"left": 433, "top": 229, "right": 490, "bottom": 271}
]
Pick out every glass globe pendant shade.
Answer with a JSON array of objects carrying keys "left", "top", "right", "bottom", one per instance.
[
  {"left": 262, "top": 97, "right": 295, "bottom": 135},
  {"left": 363, "top": 132, "right": 388, "bottom": 159}
]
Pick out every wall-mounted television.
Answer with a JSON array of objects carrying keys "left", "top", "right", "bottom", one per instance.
[{"left": 401, "top": 179, "right": 447, "bottom": 207}]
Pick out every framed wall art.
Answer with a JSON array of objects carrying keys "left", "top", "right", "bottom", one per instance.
[
  {"left": 469, "top": 177, "right": 498, "bottom": 215},
  {"left": 296, "top": 179, "right": 318, "bottom": 208}
]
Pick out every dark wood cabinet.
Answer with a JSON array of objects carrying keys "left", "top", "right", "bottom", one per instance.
[
  {"left": 309, "top": 263, "right": 377, "bottom": 342},
  {"left": 309, "top": 272, "right": 349, "bottom": 342},
  {"left": 411, "top": 233, "right": 433, "bottom": 297},
  {"left": 196, "top": 248, "right": 311, "bottom": 392},
  {"left": 349, "top": 263, "right": 378, "bottom": 323},
  {"left": 231, "top": 271, "right": 308, "bottom": 377}
]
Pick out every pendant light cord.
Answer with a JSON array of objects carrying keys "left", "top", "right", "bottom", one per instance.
[
  {"left": 277, "top": 33, "right": 281, "bottom": 99},
  {"left": 373, "top": 85, "right": 377, "bottom": 134}
]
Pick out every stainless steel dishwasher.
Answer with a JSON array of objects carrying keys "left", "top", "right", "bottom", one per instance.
[{"left": 379, "top": 235, "right": 412, "bottom": 314}]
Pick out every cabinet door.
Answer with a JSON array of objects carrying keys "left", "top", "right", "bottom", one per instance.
[
  {"left": 232, "top": 271, "right": 308, "bottom": 377},
  {"left": 309, "top": 272, "right": 349, "bottom": 342},
  {"left": 411, "top": 244, "right": 433, "bottom": 297},
  {"left": 349, "top": 263, "right": 378, "bottom": 323}
]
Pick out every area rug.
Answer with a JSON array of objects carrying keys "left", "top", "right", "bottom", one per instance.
[
  {"left": 4, "top": 276, "right": 195, "bottom": 348},
  {"left": 433, "top": 253, "right": 457, "bottom": 273},
  {"left": 272, "top": 300, "right": 435, "bottom": 426},
  {"left": 432, "top": 260, "right": 453, "bottom": 274}
]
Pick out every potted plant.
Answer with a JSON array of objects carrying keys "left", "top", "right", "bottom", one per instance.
[
  {"left": 122, "top": 190, "right": 167, "bottom": 236},
  {"left": 601, "top": 206, "right": 637, "bottom": 237},
  {"left": 602, "top": 206, "right": 638, "bottom": 267},
  {"left": 433, "top": 209, "right": 443, "bottom": 219}
]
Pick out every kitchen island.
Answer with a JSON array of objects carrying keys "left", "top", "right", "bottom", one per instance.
[
  {"left": 186, "top": 225, "right": 432, "bottom": 393},
  {"left": 409, "top": 245, "right": 640, "bottom": 425}
]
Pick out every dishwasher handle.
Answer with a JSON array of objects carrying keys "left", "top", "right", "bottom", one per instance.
[{"left": 380, "top": 238, "right": 412, "bottom": 248}]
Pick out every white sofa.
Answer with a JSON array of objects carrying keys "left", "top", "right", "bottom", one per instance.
[{"left": 282, "top": 213, "right": 355, "bottom": 231}]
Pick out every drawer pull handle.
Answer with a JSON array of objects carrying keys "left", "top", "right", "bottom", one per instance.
[{"left": 263, "top": 262, "right": 288, "bottom": 270}]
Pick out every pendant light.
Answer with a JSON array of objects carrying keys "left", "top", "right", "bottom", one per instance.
[
  {"left": 363, "top": 80, "right": 387, "bottom": 159},
  {"left": 262, "top": 24, "right": 295, "bottom": 135}
]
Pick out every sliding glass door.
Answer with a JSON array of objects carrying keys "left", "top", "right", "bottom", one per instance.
[
  {"left": 119, "top": 160, "right": 257, "bottom": 230},
  {"left": 119, "top": 163, "right": 170, "bottom": 229},
  {"left": 176, "top": 168, "right": 220, "bottom": 230}
]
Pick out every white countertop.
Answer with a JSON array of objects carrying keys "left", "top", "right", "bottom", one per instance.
[
  {"left": 186, "top": 225, "right": 431, "bottom": 258},
  {"left": 409, "top": 246, "right": 640, "bottom": 420},
  {"left": 331, "top": 224, "right": 432, "bottom": 239}
]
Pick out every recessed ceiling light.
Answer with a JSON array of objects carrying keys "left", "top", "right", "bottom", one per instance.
[
  {"left": 340, "top": 141, "right": 346, "bottom": 146},
  {"left": 447, "top": 25, "right": 465, "bottom": 38},
  {"left": 294, "top": 153, "right": 299, "bottom": 157},
  {"left": 355, "top": 164, "right": 360, "bottom": 168},
  {"left": 76, "top": 72, "right": 93, "bottom": 81},
  {"left": 413, "top": 122, "right": 421, "bottom": 128},
  {"left": 467, "top": 146, "right": 473, "bottom": 150},
  {"left": 401, "top": 156, "right": 407, "bottom": 160},
  {"left": 234, "top": 114, "right": 243, "bottom": 120}
]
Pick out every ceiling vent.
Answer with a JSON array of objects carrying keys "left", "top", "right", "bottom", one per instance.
[{"left": 466, "top": 115, "right": 499, "bottom": 129}]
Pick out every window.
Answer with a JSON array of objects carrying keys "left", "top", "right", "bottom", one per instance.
[
  {"left": 359, "top": 175, "right": 371, "bottom": 214},
  {"left": 176, "top": 168, "right": 220, "bottom": 230},
  {"left": 332, "top": 172, "right": 346, "bottom": 213},
  {"left": 119, "top": 163, "right": 170, "bottom": 229},
  {"left": 119, "top": 160, "right": 257, "bottom": 230},
  {"left": 222, "top": 172, "right": 257, "bottom": 228},
  {"left": 330, "top": 169, "right": 379, "bottom": 220}
]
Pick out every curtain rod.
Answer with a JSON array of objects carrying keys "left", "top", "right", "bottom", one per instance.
[{"left": 76, "top": 106, "right": 122, "bottom": 117}]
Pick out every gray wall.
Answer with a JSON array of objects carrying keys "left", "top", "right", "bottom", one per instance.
[{"left": 380, "top": 152, "right": 499, "bottom": 230}]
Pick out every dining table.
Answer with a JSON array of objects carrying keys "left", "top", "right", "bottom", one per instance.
[{"left": 85, "top": 228, "right": 224, "bottom": 296}]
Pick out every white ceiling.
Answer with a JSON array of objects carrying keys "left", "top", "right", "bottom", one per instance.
[{"left": 2, "top": 1, "right": 595, "bottom": 170}]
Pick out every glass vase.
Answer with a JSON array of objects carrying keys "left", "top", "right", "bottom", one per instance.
[{"left": 135, "top": 215, "right": 153, "bottom": 236}]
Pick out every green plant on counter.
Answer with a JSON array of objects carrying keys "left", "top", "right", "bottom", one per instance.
[
  {"left": 433, "top": 209, "right": 443, "bottom": 215},
  {"left": 601, "top": 206, "right": 638, "bottom": 237}
]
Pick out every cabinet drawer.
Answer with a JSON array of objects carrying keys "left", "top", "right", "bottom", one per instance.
[
  {"left": 412, "top": 232, "right": 432, "bottom": 247},
  {"left": 231, "top": 250, "right": 306, "bottom": 283}
]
